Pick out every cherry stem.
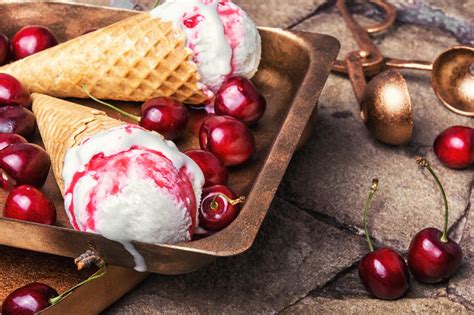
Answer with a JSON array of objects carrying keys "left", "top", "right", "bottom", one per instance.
[
  {"left": 417, "top": 157, "right": 449, "bottom": 243},
  {"left": 49, "top": 266, "right": 107, "bottom": 306},
  {"left": 363, "top": 179, "right": 378, "bottom": 252},
  {"left": 82, "top": 86, "right": 140, "bottom": 122},
  {"left": 210, "top": 193, "right": 246, "bottom": 211},
  {"left": 152, "top": 0, "right": 163, "bottom": 9}
]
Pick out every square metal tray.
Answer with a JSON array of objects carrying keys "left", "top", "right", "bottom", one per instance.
[{"left": 0, "top": 2, "right": 340, "bottom": 274}]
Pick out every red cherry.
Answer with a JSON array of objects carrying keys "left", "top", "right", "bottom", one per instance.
[
  {"left": 433, "top": 126, "right": 473, "bottom": 169},
  {"left": 84, "top": 92, "right": 188, "bottom": 141},
  {"left": 359, "top": 248, "right": 410, "bottom": 300},
  {"left": 0, "top": 33, "right": 12, "bottom": 66},
  {"left": 4, "top": 185, "right": 56, "bottom": 225},
  {"left": 2, "top": 282, "right": 58, "bottom": 315},
  {"left": 215, "top": 76, "right": 266, "bottom": 125},
  {"left": 0, "top": 73, "right": 31, "bottom": 108},
  {"left": 12, "top": 25, "right": 58, "bottom": 60},
  {"left": 358, "top": 179, "right": 409, "bottom": 300},
  {"left": 140, "top": 97, "right": 189, "bottom": 140},
  {"left": 199, "top": 185, "right": 244, "bottom": 231},
  {"left": 185, "top": 149, "right": 228, "bottom": 187},
  {"left": 407, "top": 157, "right": 464, "bottom": 283},
  {"left": 0, "top": 106, "right": 36, "bottom": 138},
  {"left": 0, "top": 142, "right": 51, "bottom": 189},
  {"left": 408, "top": 227, "right": 463, "bottom": 283},
  {"left": 199, "top": 115, "right": 255, "bottom": 166},
  {"left": 0, "top": 133, "right": 27, "bottom": 150}
]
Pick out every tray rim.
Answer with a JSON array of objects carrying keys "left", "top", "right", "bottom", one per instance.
[{"left": 0, "top": 2, "right": 340, "bottom": 265}]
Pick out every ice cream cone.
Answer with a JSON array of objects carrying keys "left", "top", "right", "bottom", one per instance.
[
  {"left": 1, "top": 13, "right": 209, "bottom": 104},
  {"left": 31, "top": 93, "right": 124, "bottom": 194}
]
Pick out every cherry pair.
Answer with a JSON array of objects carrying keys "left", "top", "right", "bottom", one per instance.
[
  {"left": 359, "top": 158, "right": 463, "bottom": 300},
  {"left": 0, "top": 73, "right": 37, "bottom": 138},
  {"left": 0, "top": 26, "right": 57, "bottom": 65}
]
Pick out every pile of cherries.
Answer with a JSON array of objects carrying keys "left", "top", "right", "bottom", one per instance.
[
  {"left": 90, "top": 75, "right": 267, "bottom": 235},
  {"left": 359, "top": 157, "right": 463, "bottom": 300},
  {"left": 0, "top": 73, "right": 55, "bottom": 226},
  {"left": 0, "top": 25, "right": 59, "bottom": 226}
]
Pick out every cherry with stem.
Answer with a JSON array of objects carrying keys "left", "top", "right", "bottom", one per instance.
[
  {"left": 358, "top": 179, "right": 410, "bottom": 300},
  {"left": 407, "top": 157, "right": 463, "bottom": 283},
  {"left": 83, "top": 86, "right": 188, "bottom": 140}
]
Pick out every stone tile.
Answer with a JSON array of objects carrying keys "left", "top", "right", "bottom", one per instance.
[
  {"left": 448, "top": 191, "right": 474, "bottom": 310},
  {"left": 282, "top": 297, "right": 470, "bottom": 314},
  {"left": 234, "top": 0, "right": 326, "bottom": 28},
  {"left": 391, "top": 0, "right": 474, "bottom": 44},
  {"left": 106, "top": 197, "right": 366, "bottom": 314},
  {"left": 281, "top": 12, "right": 473, "bottom": 252}
]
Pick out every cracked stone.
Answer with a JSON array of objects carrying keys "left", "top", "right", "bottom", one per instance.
[
  {"left": 448, "top": 188, "right": 474, "bottom": 310},
  {"left": 282, "top": 296, "right": 470, "bottom": 314},
  {"left": 234, "top": 0, "right": 326, "bottom": 28},
  {"left": 391, "top": 0, "right": 474, "bottom": 45},
  {"left": 106, "top": 197, "right": 366, "bottom": 313},
  {"left": 281, "top": 11, "right": 473, "bottom": 252}
]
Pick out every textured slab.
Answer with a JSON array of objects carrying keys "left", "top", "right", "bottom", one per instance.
[
  {"left": 448, "top": 192, "right": 474, "bottom": 310},
  {"left": 106, "top": 198, "right": 366, "bottom": 313},
  {"left": 235, "top": 0, "right": 326, "bottom": 28},
  {"left": 282, "top": 297, "right": 470, "bottom": 314},
  {"left": 282, "top": 12, "right": 473, "bottom": 252}
]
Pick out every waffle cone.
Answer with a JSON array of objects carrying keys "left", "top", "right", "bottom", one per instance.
[
  {"left": 1, "top": 13, "right": 209, "bottom": 104},
  {"left": 32, "top": 93, "right": 124, "bottom": 195}
]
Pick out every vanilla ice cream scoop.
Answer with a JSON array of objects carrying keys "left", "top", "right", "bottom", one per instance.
[
  {"left": 62, "top": 125, "right": 204, "bottom": 271},
  {"left": 151, "top": 0, "right": 261, "bottom": 94}
]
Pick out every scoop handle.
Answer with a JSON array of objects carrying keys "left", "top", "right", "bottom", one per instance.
[{"left": 344, "top": 52, "right": 367, "bottom": 106}]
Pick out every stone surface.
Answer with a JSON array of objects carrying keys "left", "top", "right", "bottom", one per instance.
[
  {"left": 391, "top": 0, "right": 474, "bottom": 44},
  {"left": 234, "top": 0, "right": 326, "bottom": 28},
  {"left": 106, "top": 197, "right": 366, "bottom": 313},
  {"left": 448, "top": 187, "right": 474, "bottom": 310},
  {"left": 282, "top": 297, "right": 470, "bottom": 314},
  {"left": 281, "top": 11, "right": 473, "bottom": 252}
]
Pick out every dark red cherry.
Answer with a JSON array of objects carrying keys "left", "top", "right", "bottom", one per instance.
[
  {"left": 199, "top": 115, "right": 255, "bottom": 166},
  {"left": 0, "top": 143, "right": 51, "bottom": 189},
  {"left": 0, "top": 133, "right": 27, "bottom": 150},
  {"left": 185, "top": 149, "right": 228, "bottom": 187},
  {"left": 0, "top": 73, "right": 31, "bottom": 108},
  {"left": 358, "top": 179, "right": 409, "bottom": 300},
  {"left": 215, "top": 76, "right": 266, "bottom": 125},
  {"left": 12, "top": 25, "right": 58, "bottom": 60},
  {"left": 0, "top": 106, "right": 36, "bottom": 138},
  {"left": 199, "top": 185, "right": 244, "bottom": 231},
  {"left": 2, "top": 282, "right": 58, "bottom": 315},
  {"left": 408, "top": 227, "right": 463, "bottom": 283},
  {"left": 359, "top": 248, "right": 410, "bottom": 300},
  {"left": 140, "top": 97, "right": 189, "bottom": 140},
  {"left": 408, "top": 158, "right": 464, "bottom": 283},
  {"left": 433, "top": 126, "right": 473, "bottom": 169},
  {"left": 0, "top": 33, "right": 12, "bottom": 66},
  {"left": 4, "top": 185, "right": 56, "bottom": 225}
]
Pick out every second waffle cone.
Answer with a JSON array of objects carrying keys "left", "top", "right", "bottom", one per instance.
[
  {"left": 1, "top": 13, "right": 209, "bottom": 104},
  {"left": 32, "top": 93, "right": 124, "bottom": 195}
]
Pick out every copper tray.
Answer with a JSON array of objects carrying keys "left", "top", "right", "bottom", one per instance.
[{"left": 0, "top": 2, "right": 340, "bottom": 274}]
